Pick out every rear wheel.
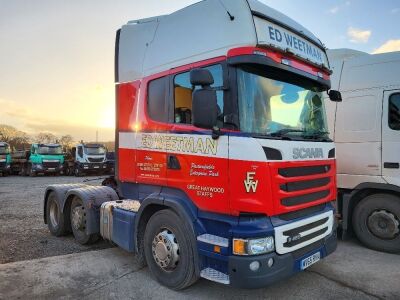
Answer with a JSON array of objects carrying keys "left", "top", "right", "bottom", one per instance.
[
  {"left": 352, "top": 193, "right": 400, "bottom": 253},
  {"left": 46, "top": 192, "right": 66, "bottom": 236},
  {"left": 74, "top": 167, "right": 81, "bottom": 177},
  {"left": 144, "top": 209, "right": 198, "bottom": 290},
  {"left": 70, "top": 197, "right": 98, "bottom": 244},
  {"left": 28, "top": 164, "right": 36, "bottom": 177}
]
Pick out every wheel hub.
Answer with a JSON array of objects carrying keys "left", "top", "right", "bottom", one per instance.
[
  {"left": 152, "top": 229, "right": 179, "bottom": 270},
  {"left": 368, "top": 210, "right": 400, "bottom": 239},
  {"left": 71, "top": 206, "right": 85, "bottom": 231},
  {"left": 49, "top": 201, "right": 59, "bottom": 227}
]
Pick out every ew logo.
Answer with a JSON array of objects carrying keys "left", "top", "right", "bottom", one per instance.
[{"left": 244, "top": 172, "right": 258, "bottom": 193}]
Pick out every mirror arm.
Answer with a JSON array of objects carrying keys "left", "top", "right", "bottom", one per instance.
[{"left": 212, "top": 126, "right": 221, "bottom": 140}]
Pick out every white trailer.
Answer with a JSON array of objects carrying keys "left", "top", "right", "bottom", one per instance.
[{"left": 326, "top": 48, "right": 400, "bottom": 253}]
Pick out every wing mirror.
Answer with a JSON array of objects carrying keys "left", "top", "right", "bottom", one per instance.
[{"left": 328, "top": 90, "right": 342, "bottom": 102}]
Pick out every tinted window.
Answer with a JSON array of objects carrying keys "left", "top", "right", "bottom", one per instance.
[
  {"left": 148, "top": 77, "right": 168, "bottom": 123},
  {"left": 389, "top": 93, "right": 400, "bottom": 130},
  {"left": 174, "top": 64, "right": 224, "bottom": 124},
  {"left": 78, "top": 146, "right": 83, "bottom": 157}
]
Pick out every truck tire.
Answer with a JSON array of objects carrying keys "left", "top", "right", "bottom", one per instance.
[
  {"left": 352, "top": 193, "right": 400, "bottom": 253},
  {"left": 28, "top": 164, "right": 36, "bottom": 177},
  {"left": 46, "top": 192, "right": 66, "bottom": 236},
  {"left": 143, "top": 209, "right": 198, "bottom": 290},
  {"left": 74, "top": 168, "right": 81, "bottom": 177},
  {"left": 70, "top": 197, "right": 99, "bottom": 244}
]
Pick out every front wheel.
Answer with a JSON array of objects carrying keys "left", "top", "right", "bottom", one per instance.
[
  {"left": 144, "top": 209, "right": 198, "bottom": 290},
  {"left": 74, "top": 167, "right": 81, "bottom": 177},
  {"left": 70, "top": 197, "right": 98, "bottom": 244},
  {"left": 352, "top": 193, "right": 400, "bottom": 253}
]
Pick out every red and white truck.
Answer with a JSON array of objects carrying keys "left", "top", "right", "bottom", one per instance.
[{"left": 43, "top": 0, "right": 341, "bottom": 289}]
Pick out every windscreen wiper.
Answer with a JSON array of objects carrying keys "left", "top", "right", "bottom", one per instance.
[
  {"left": 302, "top": 131, "right": 331, "bottom": 141},
  {"left": 270, "top": 128, "right": 306, "bottom": 138}
]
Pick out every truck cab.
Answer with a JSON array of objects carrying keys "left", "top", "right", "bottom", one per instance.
[
  {"left": 43, "top": 0, "right": 341, "bottom": 290},
  {"left": 327, "top": 49, "right": 400, "bottom": 253},
  {"left": 27, "top": 143, "right": 64, "bottom": 176},
  {"left": 0, "top": 142, "right": 12, "bottom": 176},
  {"left": 71, "top": 143, "right": 107, "bottom": 176}
]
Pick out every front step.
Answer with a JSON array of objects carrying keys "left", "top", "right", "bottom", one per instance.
[{"left": 200, "top": 268, "right": 230, "bottom": 285}]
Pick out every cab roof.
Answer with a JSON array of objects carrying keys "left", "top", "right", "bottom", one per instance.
[{"left": 117, "top": 0, "right": 325, "bottom": 83}]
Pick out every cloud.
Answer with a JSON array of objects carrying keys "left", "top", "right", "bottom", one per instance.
[
  {"left": 328, "top": 1, "right": 350, "bottom": 14},
  {"left": 347, "top": 27, "right": 371, "bottom": 43},
  {"left": 329, "top": 6, "right": 339, "bottom": 14},
  {"left": 372, "top": 39, "right": 400, "bottom": 54}
]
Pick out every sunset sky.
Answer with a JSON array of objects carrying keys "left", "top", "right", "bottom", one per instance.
[{"left": 1, "top": 0, "right": 399, "bottom": 141}]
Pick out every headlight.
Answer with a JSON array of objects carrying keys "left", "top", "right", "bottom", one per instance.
[{"left": 233, "top": 236, "right": 275, "bottom": 255}]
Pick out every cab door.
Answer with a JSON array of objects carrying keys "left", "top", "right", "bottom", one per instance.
[
  {"left": 166, "top": 64, "right": 230, "bottom": 214},
  {"left": 382, "top": 90, "right": 400, "bottom": 184}
]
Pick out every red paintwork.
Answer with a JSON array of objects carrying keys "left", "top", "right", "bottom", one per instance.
[
  {"left": 116, "top": 46, "right": 336, "bottom": 216},
  {"left": 227, "top": 46, "right": 331, "bottom": 81}
]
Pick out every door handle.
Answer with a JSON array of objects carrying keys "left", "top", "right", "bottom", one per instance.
[
  {"left": 167, "top": 155, "right": 181, "bottom": 170},
  {"left": 384, "top": 162, "right": 400, "bottom": 169}
]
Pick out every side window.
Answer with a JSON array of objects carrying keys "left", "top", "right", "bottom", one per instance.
[
  {"left": 78, "top": 146, "right": 83, "bottom": 158},
  {"left": 147, "top": 77, "right": 168, "bottom": 123},
  {"left": 389, "top": 93, "right": 400, "bottom": 130},
  {"left": 174, "top": 64, "right": 224, "bottom": 124}
]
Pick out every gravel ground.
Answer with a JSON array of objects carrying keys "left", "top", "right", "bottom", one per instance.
[{"left": 0, "top": 175, "right": 112, "bottom": 264}]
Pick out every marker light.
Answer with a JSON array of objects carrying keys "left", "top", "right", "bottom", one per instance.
[{"left": 233, "top": 237, "right": 275, "bottom": 255}]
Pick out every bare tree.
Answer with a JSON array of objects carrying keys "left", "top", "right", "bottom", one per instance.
[
  {"left": 59, "top": 135, "right": 74, "bottom": 151},
  {"left": 36, "top": 132, "right": 57, "bottom": 144},
  {"left": 0, "top": 124, "right": 30, "bottom": 150}
]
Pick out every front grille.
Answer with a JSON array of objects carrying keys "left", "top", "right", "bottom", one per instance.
[
  {"left": 281, "top": 190, "right": 330, "bottom": 207},
  {"left": 88, "top": 157, "right": 104, "bottom": 163},
  {"left": 278, "top": 203, "right": 327, "bottom": 221},
  {"left": 270, "top": 160, "right": 335, "bottom": 212},
  {"left": 43, "top": 161, "right": 60, "bottom": 168},
  {"left": 274, "top": 210, "right": 333, "bottom": 254},
  {"left": 278, "top": 165, "right": 330, "bottom": 177}
]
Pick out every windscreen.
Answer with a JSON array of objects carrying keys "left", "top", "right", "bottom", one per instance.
[
  {"left": 0, "top": 145, "right": 10, "bottom": 154},
  {"left": 237, "top": 67, "right": 329, "bottom": 140},
  {"left": 38, "top": 145, "right": 62, "bottom": 155},
  {"left": 84, "top": 146, "right": 106, "bottom": 155}
]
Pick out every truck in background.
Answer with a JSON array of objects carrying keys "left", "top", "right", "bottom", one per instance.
[
  {"left": 16, "top": 143, "right": 64, "bottom": 176},
  {"left": 63, "top": 143, "right": 108, "bottom": 176},
  {"left": 0, "top": 142, "right": 12, "bottom": 176},
  {"left": 43, "top": 0, "right": 341, "bottom": 289},
  {"left": 105, "top": 151, "right": 115, "bottom": 175},
  {"left": 326, "top": 48, "right": 400, "bottom": 253}
]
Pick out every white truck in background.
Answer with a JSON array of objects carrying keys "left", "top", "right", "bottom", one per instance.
[
  {"left": 64, "top": 143, "right": 108, "bottom": 176},
  {"left": 326, "top": 49, "right": 400, "bottom": 253}
]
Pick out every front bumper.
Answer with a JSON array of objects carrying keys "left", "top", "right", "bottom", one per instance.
[
  {"left": 228, "top": 232, "right": 337, "bottom": 288},
  {"left": 32, "top": 164, "right": 62, "bottom": 173}
]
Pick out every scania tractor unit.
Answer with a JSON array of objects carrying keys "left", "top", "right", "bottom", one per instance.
[
  {"left": 43, "top": 0, "right": 341, "bottom": 290},
  {"left": 63, "top": 143, "right": 108, "bottom": 176},
  {"left": 0, "top": 142, "right": 12, "bottom": 176},
  {"left": 326, "top": 49, "right": 400, "bottom": 253},
  {"left": 23, "top": 143, "right": 64, "bottom": 176}
]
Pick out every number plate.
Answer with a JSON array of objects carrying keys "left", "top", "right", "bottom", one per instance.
[
  {"left": 301, "top": 252, "right": 320, "bottom": 270},
  {"left": 94, "top": 166, "right": 99, "bottom": 169},
  {"left": 48, "top": 168, "right": 55, "bottom": 171}
]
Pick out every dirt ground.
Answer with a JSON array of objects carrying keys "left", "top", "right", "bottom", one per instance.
[{"left": 0, "top": 175, "right": 112, "bottom": 264}]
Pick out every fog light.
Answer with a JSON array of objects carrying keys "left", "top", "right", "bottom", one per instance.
[
  {"left": 249, "top": 261, "right": 260, "bottom": 272},
  {"left": 267, "top": 258, "right": 274, "bottom": 268}
]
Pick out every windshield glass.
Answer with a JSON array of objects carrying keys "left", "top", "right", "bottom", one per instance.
[
  {"left": 237, "top": 67, "right": 329, "bottom": 139},
  {"left": 0, "top": 146, "right": 10, "bottom": 154},
  {"left": 38, "top": 146, "right": 62, "bottom": 155},
  {"left": 85, "top": 146, "right": 106, "bottom": 155}
]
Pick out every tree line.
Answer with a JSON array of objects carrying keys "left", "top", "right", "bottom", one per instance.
[{"left": 0, "top": 124, "right": 114, "bottom": 151}]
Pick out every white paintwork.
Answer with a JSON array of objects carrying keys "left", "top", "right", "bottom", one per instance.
[
  {"left": 254, "top": 17, "right": 329, "bottom": 68},
  {"left": 274, "top": 210, "right": 334, "bottom": 254},
  {"left": 118, "top": 0, "right": 326, "bottom": 83},
  {"left": 120, "top": 131, "right": 334, "bottom": 162},
  {"left": 74, "top": 143, "right": 107, "bottom": 164},
  {"left": 327, "top": 49, "right": 400, "bottom": 189}
]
